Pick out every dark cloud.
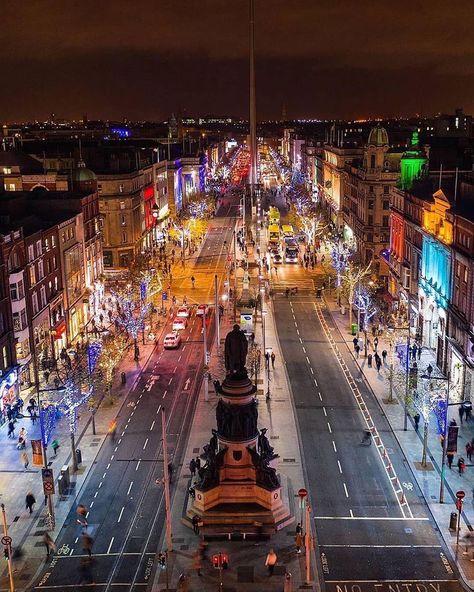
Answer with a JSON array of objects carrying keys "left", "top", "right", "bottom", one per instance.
[{"left": 0, "top": 0, "right": 473, "bottom": 121}]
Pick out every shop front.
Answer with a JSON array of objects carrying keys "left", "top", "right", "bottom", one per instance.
[{"left": 0, "top": 368, "right": 19, "bottom": 424}]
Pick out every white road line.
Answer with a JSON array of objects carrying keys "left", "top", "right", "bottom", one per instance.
[
  {"left": 121, "top": 431, "right": 125, "bottom": 437},
  {"left": 306, "top": 356, "right": 310, "bottom": 364},
  {"left": 143, "top": 438, "right": 149, "bottom": 450},
  {"left": 157, "top": 404, "right": 162, "bottom": 414},
  {"left": 302, "top": 346, "right": 306, "bottom": 354},
  {"left": 318, "top": 392, "right": 323, "bottom": 401},
  {"left": 343, "top": 483, "right": 349, "bottom": 498},
  {"left": 173, "top": 366, "right": 177, "bottom": 373},
  {"left": 299, "top": 338, "right": 303, "bottom": 344},
  {"left": 337, "top": 460, "right": 343, "bottom": 474},
  {"left": 178, "top": 355, "right": 182, "bottom": 361},
  {"left": 127, "top": 481, "right": 133, "bottom": 495},
  {"left": 168, "top": 377, "right": 173, "bottom": 385},
  {"left": 94, "top": 491, "right": 98, "bottom": 498},
  {"left": 99, "top": 481, "right": 103, "bottom": 488},
  {"left": 294, "top": 321, "right": 298, "bottom": 327},
  {"left": 183, "top": 345, "right": 186, "bottom": 350},
  {"left": 150, "top": 420, "right": 155, "bottom": 431},
  {"left": 310, "top": 367, "right": 314, "bottom": 374},
  {"left": 124, "top": 425, "right": 128, "bottom": 430},
  {"left": 314, "top": 516, "right": 430, "bottom": 521},
  {"left": 323, "top": 407, "right": 327, "bottom": 417},
  {"left": 332, "top": 441, "right": 337, "bottom": 452},
  {"left": 350, "top": 509, "right": 354, "bottom": 518},
  {"left": 296, "top": 329, "right": 300, "bottom": 335},
  {"left": 117, "top": 507, "right": 125, "bottom": 523},
  {"left": 314, "top": 378, "right": 318, "bottom": 386},
  {"left": 70, "top": 548, "right": 74, "bottom": 556},
  {"left": 110, "top": 455, "right": 114, "bottom": 460},
  {"left": 90, "top": 501, "right": 94, "bottom": 508},
  {"left": 75, "top": 537, "right": 79, "bottom": 543},
  {"left": 107, "top": 463, "right": 110, "bottom": 470},
  {"left": 136, "top": 459, "right": 141, "bottom": 471},
  {"left": 118, "top": 439, "right": 122, "bottom": 444},
  {"left": 102, "top": 473, "right": 107, "bottom": 479},
  {"left": 107, "top": 537, "right": 114, "bottom": 554}
]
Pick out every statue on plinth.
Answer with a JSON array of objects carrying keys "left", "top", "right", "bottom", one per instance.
[
  {"left": 247, "top": 445, "right": 280, "bottom": 490},
  {"left": 257, "top": 428, "right": 279, "bottom": 463},
  {"left": 224, "top": 324, "right": 248, "bottom": 377}
]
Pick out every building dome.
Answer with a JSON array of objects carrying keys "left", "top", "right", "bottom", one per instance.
[
  {"left": 367, "top": 124, "right": 389, "bottom": 146},
  {"left": 71, "top": 161, "right": 97, "bottom": 192}
]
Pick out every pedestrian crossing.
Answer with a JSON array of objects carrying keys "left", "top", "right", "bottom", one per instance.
[{"left": 273, "top": 279, "right": 315, "bottom": 293}]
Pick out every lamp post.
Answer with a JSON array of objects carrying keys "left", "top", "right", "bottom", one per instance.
[
  {"left": 152, "top": 202, "right": 159, "bottom": 248},
  {"left": 420, "top": 372, "right": 450, "bottom": 503}
]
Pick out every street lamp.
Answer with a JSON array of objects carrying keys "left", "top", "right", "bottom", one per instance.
[{"left": 152, "top": 203, "right": 159, "bottom": 247}]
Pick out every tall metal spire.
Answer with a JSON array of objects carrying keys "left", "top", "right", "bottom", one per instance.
[{"left": 249, "top": 0, "right": 257, "bottom": 212}]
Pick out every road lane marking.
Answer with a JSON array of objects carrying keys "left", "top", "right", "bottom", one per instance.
[
  {"left": 173, "top": 366, "right": 177, "bottom": 373},
  {"left": 150, "top": 420, "right": 155, "bottom": 431},
  {"left": 107, "top": 537, "right": 114, "bottom": 554},
  {"left": 310, "top": 367, "right": 314, "bottom": 374},
  {"left": 294, "top": 321, "right": 298, "bottom": 327},
  {"left": 102, "top": 473, "right": 107, "bottom": 479},
  {"left": 299, "top": 338, "right": 303, "bottom": 344},
  {"left": 127, "top": 481, "right": 133, "bottom": 495},
  {"left": 318, "top": 392, "right": 322, "bottom": 401},
  {"left": 350, "top": 509, "right": 354, "bottom": 518},
  {"left": 314, "top": 378, "right": 318, "bottom": 386},
  {"left": 99, "top": 482, "right": 103, "bottom": 488},
  {"left": 121, "top": 431, "right": 125, "bottom": 436},
  {"left": 302, "top": 346, "right": 306, "bottom": 353},
  {"left": 136, "top": 459, "right": 141, "bottom": 471},
  {"left": 118, "top": 439, "right": 122, "bottom": 444},
  {"left": 296, "top": 329, "right": 300, "bottom": 335},
  {"left": 332, "top": 441, "right": 337, "bottom": 452},
  {"left": 168, "top": 377, "right": 173, "bottom": 385},
  {"left": 70, "top": 548, "right": 74, "bottom": 556},
  {"left": 94, "top": 491, "right": 98, "bottom": 498},
  {"left": 337, "top": 460, "right": 343, "bottom": 473},
  {"left": 143, "top": 438, "right": 149, "bottom": 450},
  {"left": 90, "top": 501, "right": 94, "bottom": 508},
  {"left": 178, "top": 355, "right": 182, "bottom": 361},
  {"left": 183, "top": 345, "right": 186, "bottom": 350},
  {"left": 306, "top": 356, "right": 310, "bottom": 364},
  {"left": 107, "top": 463, "right": 110, "bottom": 469},
  {"left": 327, "top": 422, "right": 332, "bottom": 433},
  {"left": 117, "top": 507, "right": 125, "bottom": 523},
  {"left": 343, "top": 483, "right": 349, "bottom": 497},
  {"left": 110, "top": 455, "right": 114, "bottom": 460},
  {"left": 323, "top": 407, "right": 327, "bottom": 417},
  {"left": 157, "top": 404, "right": 162, "bottom": 414},
  {"left": 75, "top": 537, "right": 79, "bottom": 543}
]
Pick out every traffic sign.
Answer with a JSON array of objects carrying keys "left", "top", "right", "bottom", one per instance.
[
  {"left": 162, "top": 291, "right": 168, "bottom": 301},
  {"left": 1, "top": 536, "right": 11, "bottom": 546},
  {"left": 42, "top": 468, "right": 55, "bottom": 495},
  {"left": 456, "top": 490, "right": 466, "bottom": 499},
  {"left": 298, "top": 488, "right": 308, "bottom": 499}
]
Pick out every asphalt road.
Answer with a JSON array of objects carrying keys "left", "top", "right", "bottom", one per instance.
[
  {"left": 273, "top": 291, "right": 463, "bottom": 592},
  {"left": 31, "top": 203, "right": 234, "bottom": 592}
]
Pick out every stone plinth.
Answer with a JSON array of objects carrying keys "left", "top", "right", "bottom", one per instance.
[{"left": 187, "top": 371, "right": 292, "bottom": 535}]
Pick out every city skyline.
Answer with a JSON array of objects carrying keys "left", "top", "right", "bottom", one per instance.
[{"left": 1, "top": 0, "right": 473, "bottom": 122}]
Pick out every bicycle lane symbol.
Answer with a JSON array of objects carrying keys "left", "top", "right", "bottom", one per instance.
[{"left": 57, "top": 543, "right": 71, "bottom": 555}]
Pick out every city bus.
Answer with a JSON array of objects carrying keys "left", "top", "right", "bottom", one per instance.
[
  {"left": 285, "top": 244, "right": 299, "bottom": 263},
  {"left": 269, "top": 206, "right": 280, "bottom": 225},
  {"left": 281, "top": 224, "right": 294, "bottom": 239}
]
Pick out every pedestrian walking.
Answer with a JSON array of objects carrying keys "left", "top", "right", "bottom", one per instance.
[
  {"left": 355, "top": 344, "right": 360, "bottom": 358},
  {"left": 374, "top": 337, "right": 379, "bottom": 351},
  {"left": 375, "top": 353, "right": 382, "bottom": 372},
  {"left": 51, "top": 439, "right": 59, "bottom": 456},
  {"left": 25, "top": 492, "right": 36, "bottom": 513},
  {"left": 412, "top": 344, "right": 418, "bottom": 360},
  {"left": 43, "top": 532, "right": 56, "bottom": 558},
  {"left": 467, "top": 442, "right": 473, "bottom": 462},
  {"left": 7, "top": 420, "right": 15, "bottom": 438},
  {"left": 459, "top": 405, "right": 465, "bottom": 424},
  {"left": 458, "top": 457, "right": 466, "bottom": 475},
  {"left": 382, "top": 349, "right": 387, "bottom": 363},
  {"left": 192, "top": 514, "right": 200, "bottom": 535},
  {"left": 195, "top": 456, "right": 201, "bottom": 471},
  {"left": 21, "top": 451, "right": 29, "bottom": 470},
  {"left": 447, "top": 452, "right": 454, "bottom": 469},
  {"left": 189, "top": 458, "right": 196, "bottom": 477},
  {"left": 417, "top": 345, "right": 422, "bottom": 360},
  {"left": 295, "top": 532, "right": 304, "bottom": 554},
  {"left": 265, "top": 549, "right": 278, "bottom": 576},
  {"left": 191, "top": 276, "right": 195, "bottom": 288},
  {"left": 353, "top": 337, "right": 358, "bottom": 351},
  {"left": 271, "top": 352, "right": 276, "bottom": 369},
  {"left": 414, "top": 413, "right": 420, "bottom": 432},
  {"left": 81, "top": 532, "right": 93, "bottom": 557},
  {"left": 367, "top": 353, "right": 372, "bottom": 368}
]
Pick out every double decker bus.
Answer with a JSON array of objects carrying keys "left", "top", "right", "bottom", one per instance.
[
  {"left": 269, "top": 206, "right": 280, "bottom": 225},
  {"left": 281, "top": 224, "right": 294, "bottom": 239}
]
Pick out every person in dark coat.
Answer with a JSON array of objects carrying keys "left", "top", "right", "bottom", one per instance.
[{"left": 26, "top": 492, "right": 36, "bottom": 514}]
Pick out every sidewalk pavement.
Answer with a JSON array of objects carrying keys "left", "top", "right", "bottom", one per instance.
[
  {"left": 151, "top": 229, "right": 318, "bottom": 591},
  {"left": 323, "top": 292, "right": 474, "bottom": 589}
]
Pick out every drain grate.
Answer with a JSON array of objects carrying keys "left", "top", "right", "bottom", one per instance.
[
  {"left": 193, "top": 448, "right": 200, "bottom": 454},
  {"left": 237, "top": 566, "right": 254, "bottom": 583},
  {"left": 283, "top": 458, "right": 296, "bottom": 463}
]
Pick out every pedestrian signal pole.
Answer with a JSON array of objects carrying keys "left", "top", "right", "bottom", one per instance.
[
  {"left": 1, "top": 504, "right": 15, "bottom": 592},
  {"left": 305, "top": 500, "right": 312, "bottom": 584}
]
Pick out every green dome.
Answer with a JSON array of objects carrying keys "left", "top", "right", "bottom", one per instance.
[
  {"left": 368, "top": 125, "right": 389, "bottom": 146},
  {"left": 72, "top": 166, "right": 96, "bottom": 182}
]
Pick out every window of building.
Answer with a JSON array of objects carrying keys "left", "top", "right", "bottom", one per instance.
[
  {"left": 119, "top": 184, "right": 124, "bottom": 193},
  {"left": 367, "top": 233, "right": 373, "bottom": 243},
  {"left": 119, "top": 201, "right": 125, "bottom": 210},
  {"left": 121, "top": 231, "right": 128, "bottom": 244},
  {"left": 98, "top": 184, "right": 102, "bottom": 193},
  {"left": 10, "top": 283, "right": 18, "bottom": 301},
  {"left": 383, "top": 200, "right": 389, "bottom": 210},
  {"left": 383, "top": 185, "right": 389, "bottom": 195},
  {"left": 7, "top": 183, "right": 15, "bottom": 191},
  {"left": 29, "top": 265, "right": 36, "bottom": 286},
  {"left": 464, "top": 267, "right": 468, "bottom": 283},
  {"left": 54, "top": 276, "right": 59, "bottom": 291},
  {"left": 32, "top": 292, "right": 39, "bottom": 315},
  {"left": 3, "top": 167, "right": 11, "bottom": 174},
  {"left": 369, "top": 185, "right": 374, "bottom": 194},
  {"left": 36, "top": 240, "right": 42, "bottom": 257},
  {"left": 368, "top": 200, "right": 374, "bottom": 210},
  {"left": 40, "top": 285, "right": 46, "bottom": 308},
  {"left": 370, "top": 155, "right": 375, "bottom": 168},
  {"left": 368, "top": 215, "right": 373, "bottom": 226},
  {"left": 0, "top": 313, "right": 4, "bottom": 336},
  {"left": 44, "top": 238, "right": 49, "bottom": 251},
  {"left": 383, "top": 216, "right": 389, "bottom": 227},
  {"left": 2, "top": 346, "right": 8, "bottom": 370},
  {"left": 52, "top": 255, "right": 57, "bottom": 269},
  {"left": 38, "top": 260, "right": 44, "bottom": 280},
  {"left": 121, "top": 215, "right": 126, "bottom": 226},
  {"left": 28, "top": 244, "right": 34, "bottom": 262},
  {"left": 51, "top": 234, "right": 56, "bottom": 247}
]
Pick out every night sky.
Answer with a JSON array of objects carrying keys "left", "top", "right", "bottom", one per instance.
[{"left": 1, "top": 0, "right": 473, "bottom": 122}]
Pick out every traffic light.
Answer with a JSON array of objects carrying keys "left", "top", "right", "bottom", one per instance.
[
  {"left": 158, "top": 552, "right": 166, "bottom": 570},
  {"left": 212, "top": 553, "right": 229, "bottom": 569}
]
